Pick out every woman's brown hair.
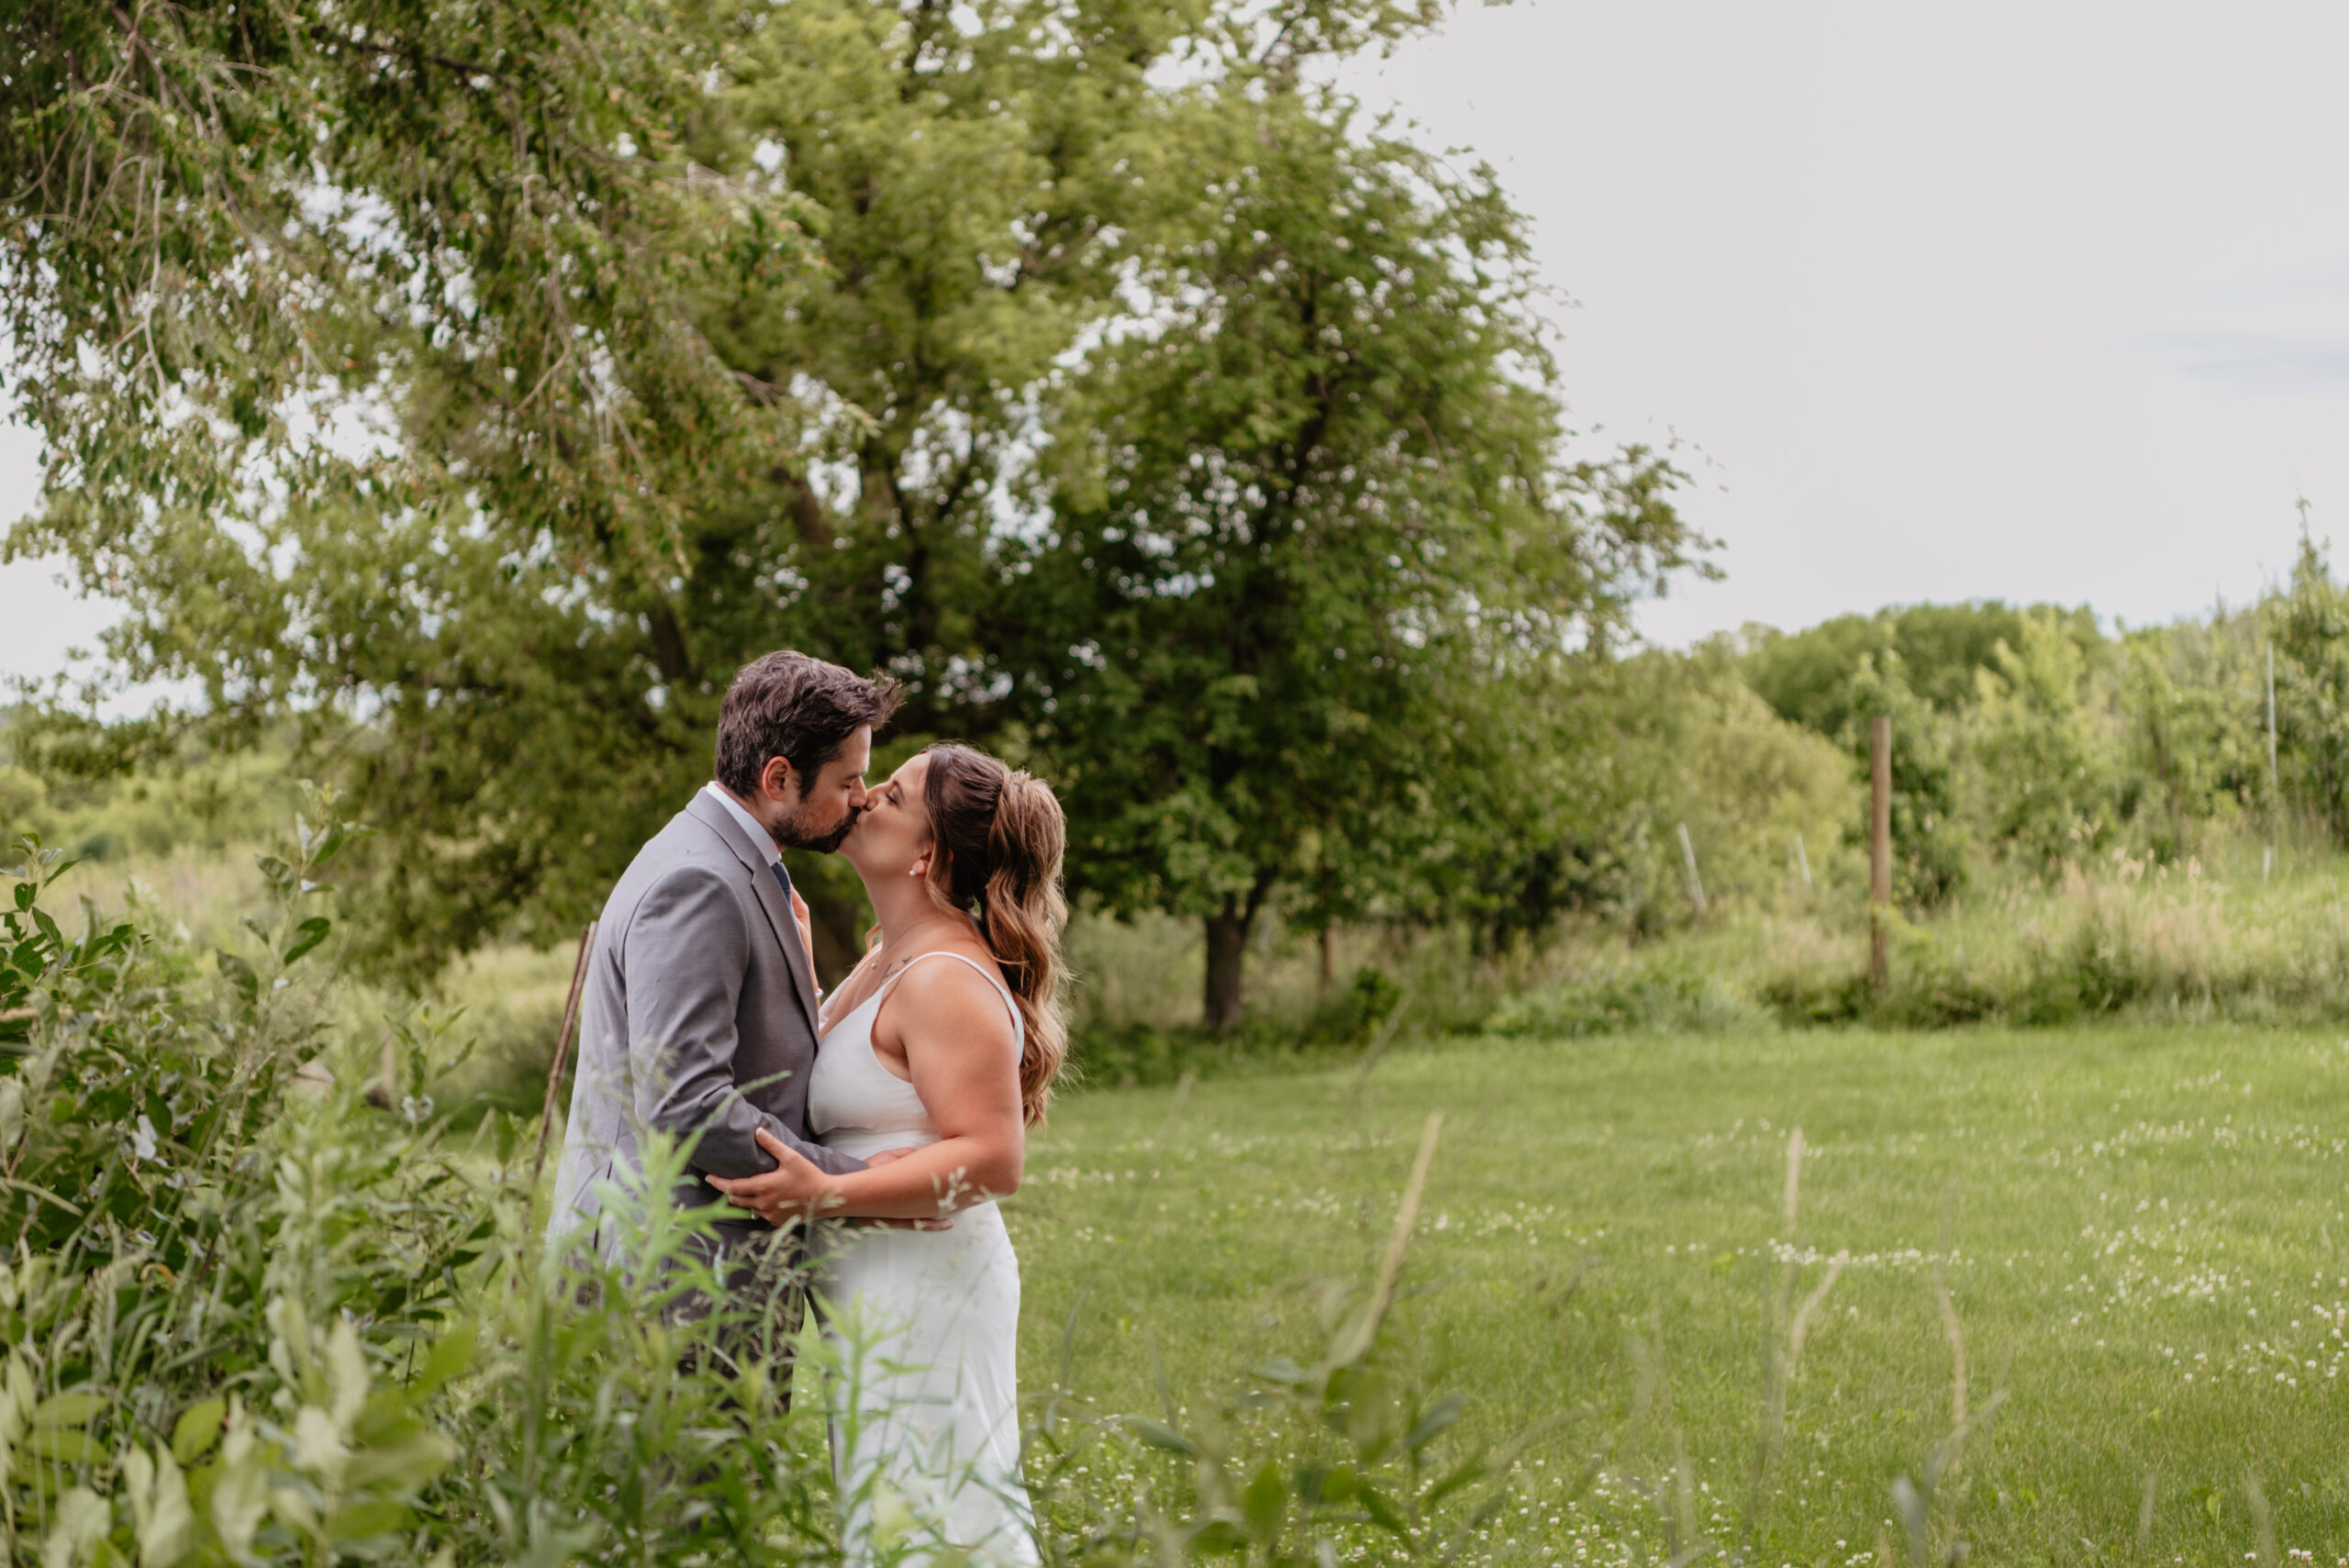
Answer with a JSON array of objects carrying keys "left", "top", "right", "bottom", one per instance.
[{"left": 918, "top": 743, "right": 1069, "bottom": 1125}]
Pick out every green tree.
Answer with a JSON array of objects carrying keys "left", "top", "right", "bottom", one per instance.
[
  {"left": 9, "top": 0, "right": 1564, "bottom": 986},
  {"left": 2116, "top": 617, "right": 2263, "bottom": 859},
  {"left": 2268, "top": 534, "right": 2349, "bottom": 847},
  {"left": 1844, "top": 651, "right": 1968, "bottom": 908},
  {"left": 1741, "top": 601, "right": 2101, "bottom": 738},
  {"left": 1972, "top": 611, "right": 2119, "bottom": 876},
  {"left": 1002, "top": 91, "right": 1699, "bottom": 1029},
  {"left": 6, "top": 0, "right": 826, "bottom": 972}
]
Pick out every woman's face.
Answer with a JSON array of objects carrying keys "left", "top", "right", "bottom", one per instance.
[{"left": 841, "top": 751, "right": 932, "bottom": 881}]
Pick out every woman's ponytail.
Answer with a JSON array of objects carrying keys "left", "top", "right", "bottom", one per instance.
[{"left": 920, "top": 744, "right": 1070, "bottom": 1125}]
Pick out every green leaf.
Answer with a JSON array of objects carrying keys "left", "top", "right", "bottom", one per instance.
[
  {"left": 27, "top": 1428, "right": 103, "bottom": 1462},
  {"left": 411, "top": 1322, "right": 476, "bottom": 1397},
  {"left": 171, "top": 1398, "right": 227, "bottom": 1465},
  {"left": 1126, "top": 1418, "right": 1197, "bottom": 1456},
  {"left": 1346, "top": 1368, "right": 1398, "bottom": 1462},
  {"left": 512, "top": 1525, "right": 601, "bottom": 1568},
  {"left": 342, "top": 1429, "right": 456, "bottom": 1491},
  {"left": 1250, "top": 1356, "right": 1311, "bottom": 1385},
  {"left": 1405, "top": 1392, "right": 1465, "bottom": 1452},
  {"left": 328, "top": 1500, "right": 413, "bottom": 1540},
  {"left": 1422, "top": 1454, "right": 1489, "bottom": 1507},
  {"left": 1241, "top": 1460, "right": 1286, "bottom": 1543},
  {"left": 282, "top": 917, "right": 330, "bottom": 965},
  {"left": 33, "top": 1390, "right": 105, "bottom": 1428},
  {"left": 308, "top": 822, "right": 352, "bottom": 868},
  {"left": 1184, "top": 1518, "right": 1250, "bottom": 1553},
  {"left": 1357, "top": 1483, "right": 1412, "bottom": 1540}
]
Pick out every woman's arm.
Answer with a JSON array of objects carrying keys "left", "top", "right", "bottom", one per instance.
[{"left": 710, "top": 957, "right": 1025, "bottom": 1222}]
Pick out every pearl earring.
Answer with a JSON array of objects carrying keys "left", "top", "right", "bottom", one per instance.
[{"left": 909, "top": 866, "right": 922, "bottom": 877}]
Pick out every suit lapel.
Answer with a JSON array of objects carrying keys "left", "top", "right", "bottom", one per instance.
[{"left": 685, "top": 792, "right": 824, "bottom": 1040}]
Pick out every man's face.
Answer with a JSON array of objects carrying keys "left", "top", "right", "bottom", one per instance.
[{"left": 770, "top": 725, "right": 874, "bottom": 852}]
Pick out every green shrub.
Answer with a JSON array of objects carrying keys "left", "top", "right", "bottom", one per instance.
[
  {"left": 1074, "top": 969, "right": 1405, "bottom": 1086},
  {"left": 1486, "top": 952, "right": 1767, "bottom": 1039},
  {"left": 1, "top": 804, "right": 1550, "bottom": 1568}
]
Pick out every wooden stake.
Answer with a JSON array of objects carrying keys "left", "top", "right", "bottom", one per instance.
[
  {"left": 1870, "top": 716, "right": 1891, "bottom": 985},
  {"left": 2268, "top": 642, "right": 2280, "bottom": 874},
  {"left": 1677, "top": 822, "right": 1707, "bottom": 915},
  {"left": 530, "top": 919, "right": 598, "bottom": 1198}
]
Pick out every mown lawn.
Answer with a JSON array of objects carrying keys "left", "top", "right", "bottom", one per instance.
[{"left": 1010, "top": 1026, "right": 2349, "bottom": 1565}]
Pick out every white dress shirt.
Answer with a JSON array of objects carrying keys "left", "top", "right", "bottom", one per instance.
[{"left": 702, "top": 781, "right": 782, "bottom": 868}]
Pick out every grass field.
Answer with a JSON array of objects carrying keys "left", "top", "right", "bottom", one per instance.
[{"left": 1012, "top": 1025, "right": 2349, "bottom": 1565}]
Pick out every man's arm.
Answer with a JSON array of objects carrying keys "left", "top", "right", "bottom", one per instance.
[{"left": 622, "top": 865, "right": 863, "bottom": 1177}]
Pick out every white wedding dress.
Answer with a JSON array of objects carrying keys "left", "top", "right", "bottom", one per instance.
[{"left": 807, "top": 951, "right": 1041, "bottom": 1567}]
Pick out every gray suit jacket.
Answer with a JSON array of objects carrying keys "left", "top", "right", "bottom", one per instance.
[{"left": 548, "top": 791, "right": 863, "bottom": 1260}]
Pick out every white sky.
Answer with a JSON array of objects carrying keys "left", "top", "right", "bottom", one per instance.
[
  {"left": 10, "top": 0, "right": 2349, "bottom": 683},
  {"left": 1338, "top": 0, "right": 2349, "bottom": 645}
]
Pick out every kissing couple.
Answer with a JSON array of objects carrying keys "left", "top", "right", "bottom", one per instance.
[{"left": 548, "top": 650, "right": 1064, "bottom": 1566}]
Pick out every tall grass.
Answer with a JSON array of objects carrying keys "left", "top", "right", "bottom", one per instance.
[
  {"left": 1489, "top": 832, "right": 2349, "bottom": 1037},
  {"left": 0, "top": 806, "right": 1555, "bottom": 1566}
]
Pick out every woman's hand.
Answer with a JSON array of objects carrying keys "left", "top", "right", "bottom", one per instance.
[{"left": 707, "top": 1128, "right": 841, "bottom": 1226}]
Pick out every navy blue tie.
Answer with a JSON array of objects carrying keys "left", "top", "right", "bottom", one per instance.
[{"left": 770, "top": 861, "right": 793, "bottom": 902}]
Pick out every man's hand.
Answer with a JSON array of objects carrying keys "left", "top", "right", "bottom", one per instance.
[{"left": 707, "top": 1131, "right": 952, "bottom": 1230}]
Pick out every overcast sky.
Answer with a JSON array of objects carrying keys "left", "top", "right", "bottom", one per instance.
[
  {"left": 8, "top": 0, "right": 2347, "bottom": 683},
  {"left": 1340, "top": 0, "right": 2349, "bottom": 646}
]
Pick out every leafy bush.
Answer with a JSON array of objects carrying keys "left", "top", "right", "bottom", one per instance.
[
  {"left": 1486, "top": 953, "right": 1766, "bottom": 1040},
  {"left": 0, "top": 803, "right": 865, "bottom": 1566},
  {"left": 1075, "top": 968, "right": 1408, "bottom": 1087},
  {"left": 2, "top": 803, "right": 1560, "bottom": 1568}
]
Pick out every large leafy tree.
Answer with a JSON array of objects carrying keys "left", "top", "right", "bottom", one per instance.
[
  {"left": 5, "top": 0, "right": 1698, "bottom": 1006},
  {"left": 1003, "top": 92, "right": 1700, "bottom": 1029},
  {"left": 7, "top": 0, "right": 1227, "bottom": 973},
  {"left": 5, "top": 0, "right": 818, "bottom": 969}
]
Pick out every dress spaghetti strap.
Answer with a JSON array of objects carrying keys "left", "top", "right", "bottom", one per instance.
[{"left": 877, "top": 950, "right": 1024, "bottom": 1049}]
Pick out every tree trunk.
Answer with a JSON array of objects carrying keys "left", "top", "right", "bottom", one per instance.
[
  {"left": 1319, "top": 924, "right": 1336, "bottom": 992},
  {"left": 1204, "top": 900, "right": 1250, "bottom": 1035}
]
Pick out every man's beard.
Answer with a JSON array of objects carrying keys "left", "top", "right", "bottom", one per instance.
[{"left": 774, "top": 800, "right": 858, "bottom": 854}]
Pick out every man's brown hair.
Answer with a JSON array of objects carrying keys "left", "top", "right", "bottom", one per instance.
[{"left": 713, "top": 652, "right": 901, "bottom": 798}]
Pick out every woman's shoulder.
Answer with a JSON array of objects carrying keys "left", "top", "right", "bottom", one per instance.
[{"left": 891, "top": 947, "right": 1017, "bottom": 1022}]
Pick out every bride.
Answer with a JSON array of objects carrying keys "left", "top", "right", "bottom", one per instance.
[{"left": 708, "top": 741, "right": 1067, "bottom": 1567}]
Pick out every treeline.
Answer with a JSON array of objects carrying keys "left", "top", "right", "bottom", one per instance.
[
  {"left": 1715, "top": 535, "right": 2349, "bottom": 915},
  {"left": 15, "top": 0, "right": 2349, "bottom": 1039}
]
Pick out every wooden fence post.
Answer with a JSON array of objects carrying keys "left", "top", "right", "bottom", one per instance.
[
  {"left": 1870, "top": 716, "right": 1891, "bottom": 985},
  {"left": 530, "top": 919, "right": 598, "bottom": 1201},
  {"left": 1677, "top": 822, "right": 1707, "bottom": 915}
]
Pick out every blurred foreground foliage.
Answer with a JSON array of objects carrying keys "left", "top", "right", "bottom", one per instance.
[{"left": 0, "top": 802, "right": 1604, "bottom": 1567}]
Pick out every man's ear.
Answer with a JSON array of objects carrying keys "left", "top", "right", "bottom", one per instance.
[{"left": 759, "top": 754, "right": 798, "bottom": 806}]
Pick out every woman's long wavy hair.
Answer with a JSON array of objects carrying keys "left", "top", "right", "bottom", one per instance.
[{"left": 918, "top": 743, "right": 1069, "bottom": 1125}]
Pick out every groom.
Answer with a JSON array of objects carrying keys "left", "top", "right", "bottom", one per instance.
[{"left": 548, "top": 650, "right": 899, "bottom": 1273}]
